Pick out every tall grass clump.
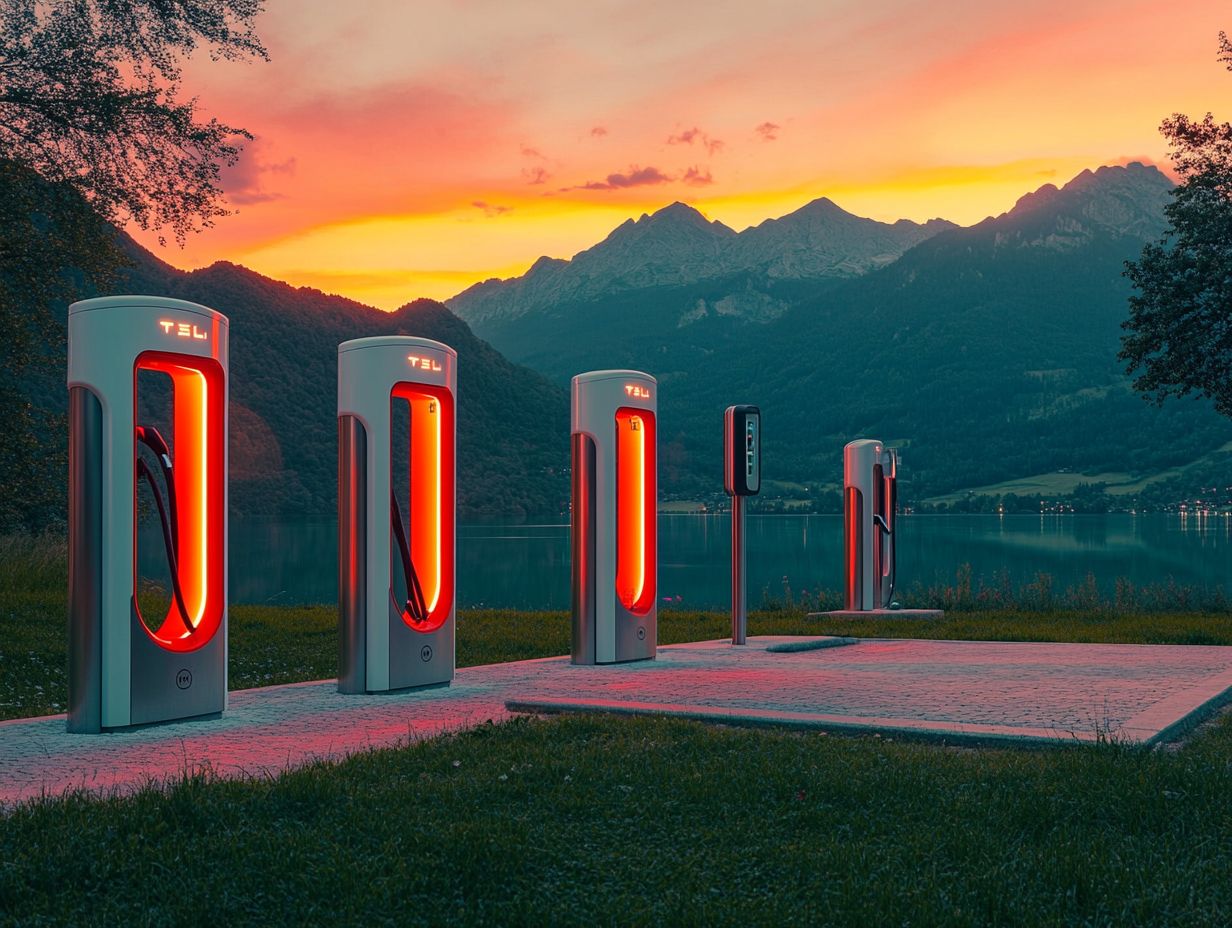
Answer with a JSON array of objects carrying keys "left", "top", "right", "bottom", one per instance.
[
  {"left": 0, "top": 534, "right": 66, "bottom": 597},
  {"left": 761, "top": 564, "right": 1231, "bottom": 614}
]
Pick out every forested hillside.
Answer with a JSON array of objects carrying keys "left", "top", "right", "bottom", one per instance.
[
  {"left": 25, "top": 240, "right": 570, "bottom": 521},
  {"left": 446, "top": 163, "right": 1229, "bottom": 504}
]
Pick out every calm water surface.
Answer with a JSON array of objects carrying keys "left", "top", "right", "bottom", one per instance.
[{"left": 138, "top": 513, "right": 1232, "bottom": 609}]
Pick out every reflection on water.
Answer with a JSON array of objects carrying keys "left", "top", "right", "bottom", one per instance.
[{"left": 138, "top": 513, "right": 1232, "bottom": 609}]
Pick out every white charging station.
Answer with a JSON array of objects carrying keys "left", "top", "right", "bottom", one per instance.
[
  {"left": 338, "top": 336, "right": 456, "bottom": 693},
  {"left": 67, "top": 296, "right": 229, "bottom": 732},
  {"left": 843, "top": 438, "right": 897, "bottom": 611},
  {"left": 571, "top": 370, "right": 657, "bottom": 665}
]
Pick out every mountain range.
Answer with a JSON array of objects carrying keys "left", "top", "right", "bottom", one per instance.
[
  {"left": 449, "top": 199, "right": 956, "bottom": 328},
  {"left": 444, "top": 162, "right": 1229, "bottom": 504}
]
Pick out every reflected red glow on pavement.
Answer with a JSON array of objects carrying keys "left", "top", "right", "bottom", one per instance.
[{"left": 4, "top": 637, "right": 1232, "bottom": 806}]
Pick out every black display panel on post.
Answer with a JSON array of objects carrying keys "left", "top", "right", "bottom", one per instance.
[{"left": 724, "top": 405, "right": 761, "bottom": 497}]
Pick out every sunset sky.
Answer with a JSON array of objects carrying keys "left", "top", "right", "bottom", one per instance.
[{"left": 133, "top": 0, "right": 1232, "bottom": 309}]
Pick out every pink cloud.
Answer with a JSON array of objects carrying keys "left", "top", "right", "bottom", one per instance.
[
  {"left": 220, "top": 139, "right": 297, "bottom": 205},
  {"left": 572, "top": 165, "right": 673, "bottom": 190},
  {"left": 681, "top": 166, "right": 713, "bottom": 186},
  {"left": 564, "top": 163, "right": 716, "bottom": 192},
  {"left": 755, "top": 121, "right": 780, "bottom": 141},
  {"left": 240, "top": 80, "right": 520, "bottom": 218},
  {"left": 522, "top": 165, "right": 550, "bottom": 185},
  {"left": 590, "top": 126, "right": 608, "bottom": 137},
  {"left": 667, "top": 127, "right": 724, "bottom": 155},
  {"left": 472, "top": 200, "right": 513, "bottom": 217}
]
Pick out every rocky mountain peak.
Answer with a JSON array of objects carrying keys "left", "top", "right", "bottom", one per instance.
[
  {"left": 991, "top": 162, "right": 1173, "bottom": 249},
  {"left": 599, "top": 201, "right": 735, "bottom": 248}
]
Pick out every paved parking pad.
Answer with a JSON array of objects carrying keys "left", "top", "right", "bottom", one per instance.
[
  {"left": 507, "top": 638, "right": 1232, "bottom": 746},
  {"left": 3, "top": 637, "right": 1232, "bottom": 806}
]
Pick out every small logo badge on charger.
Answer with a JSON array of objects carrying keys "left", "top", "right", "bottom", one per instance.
[
  {"left": 420, "top": 645, "right": 433, "bottom": 662},
  {"left": 159, "top": 320, "right": 208, "bottom": 341},
  {"left": 176, "top": 669, "right": 193, "bottom": 690},
  {"left": 407, "top": 355, "right": 443, "bottom": 372}
]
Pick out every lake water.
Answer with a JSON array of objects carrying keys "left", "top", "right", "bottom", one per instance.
[{"left": 139, "top": 513, "right": 1232, "bottom": 609}]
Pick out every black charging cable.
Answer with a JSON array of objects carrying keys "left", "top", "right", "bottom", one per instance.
[
  {"left": 135, "top": 426, "right": 194, "bottom": 632},
  {"left": 873, "top": 483, "right": 898, "bottom": 606},
  {"left": 391, "top": 491, "right": 429, "bottom": 622}
]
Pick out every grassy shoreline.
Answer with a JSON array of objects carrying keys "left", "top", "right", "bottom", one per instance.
[
  {"left": 3, "top": 529, "right": 1232, "bottom": 720},
  {"left": 6, "top": 596, "right": 1232, "bottom": 721}
]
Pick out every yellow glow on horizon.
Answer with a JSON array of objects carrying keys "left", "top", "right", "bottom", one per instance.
[
  {"left": 222, "top": 155, "right": 1159, "bottom": 309},
  {"left": 230, "top": 199, "right": 652, "bottom": 308}
]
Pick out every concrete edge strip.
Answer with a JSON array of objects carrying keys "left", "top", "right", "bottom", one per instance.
[
  {"left": 504, "top": 697, "right": 1101, "bottom": 748},
  {"left": 0, "top": 709, "right": 514, "bottom": 810},
  {"left": 0, "top": 714, "right": 67, "bottom": 730},
  {"left": 1132, "top": 674, "right": 1232, "bottom": 747},
  {"left": 765, "top": 637, "right": 859, "bottom": 653},
  {"left": 805, "top": 610, "right": 945, "bottom": 620}
]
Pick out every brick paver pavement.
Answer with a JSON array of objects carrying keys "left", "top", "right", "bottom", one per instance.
[{"left": 3, "top": 636, "right": 1231, "bottom": 806}]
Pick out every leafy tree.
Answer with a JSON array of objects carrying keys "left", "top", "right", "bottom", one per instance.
[
  {"left": 0, "top": 163, "right": 126, "bottom": 530},
  {"left": 1121, "top": 31, "right": 1232, "bottom": 417},
  {"left": 0, "top": 0, "right": 267, "bottom": 531},
  {"left": 0, "top": 0, "right": 266, "bottom": 245}
]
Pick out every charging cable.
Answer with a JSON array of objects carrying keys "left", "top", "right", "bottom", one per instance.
[
  {"left": 135, "top": 426, "right": 194, "bottom": 632},
  {"left": 391, "top": 491, "right": 429, "bottom": 622}
]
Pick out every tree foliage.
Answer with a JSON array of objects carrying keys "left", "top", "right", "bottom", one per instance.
[
  {"left": 0, "top": 0, "right": 266, "bottom": 245},
  {"left": 0, "top": 0, "right": 267, "bottom": 531},
  {"left": 1121, "top": 32, "right": 1232, "bottom": 417},
  {"left": 0, "top": 163, "right": 126, "bottom": 530}
]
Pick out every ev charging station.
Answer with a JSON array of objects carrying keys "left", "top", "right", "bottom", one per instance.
[
  {"left": 724, "top": 405, "right": 760, "bottom": 645},
  {"left": 843, "top": 439, "right": 898, "bottom": 611},
  {"left": 67, "top": 296, "right": 228, "bottom": 733},
  {"left": 571, "top": 370, "right": 657, "bottom": 665},
  {"left": 338, "top": 336, "right": 456, "bottom": 694}
]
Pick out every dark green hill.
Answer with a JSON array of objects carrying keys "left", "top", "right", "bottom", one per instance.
[
  {"left": 707, "top": 212, "right": 1225, "bottom": 498},
  {"left": 30, "top": 241, "right": 570, "bottom": 520},
  {"left": 697, "top": 164, "right": 1228, "bottom": 499}
]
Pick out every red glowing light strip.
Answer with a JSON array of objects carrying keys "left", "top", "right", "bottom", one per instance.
[
  {"left": 615, "top": 407, "right": 656, "bottom": 615},
  {"left": 133, "top": 352, "right": 225, "bottom": 652},
  {"left": 391, "top": 383, "right": 454, "bottom": 631}
]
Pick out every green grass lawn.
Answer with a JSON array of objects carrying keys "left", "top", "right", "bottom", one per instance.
[
  {"left": 2, "top": 713, "right": 1232, "bottom": 925},
  {"left": 4, "top": 536, "right": 1232, "bottom": 924}
]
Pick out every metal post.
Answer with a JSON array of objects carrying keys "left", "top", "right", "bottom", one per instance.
[{"left": 731, "top": 494, "right": 746, "bottom": 645}]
